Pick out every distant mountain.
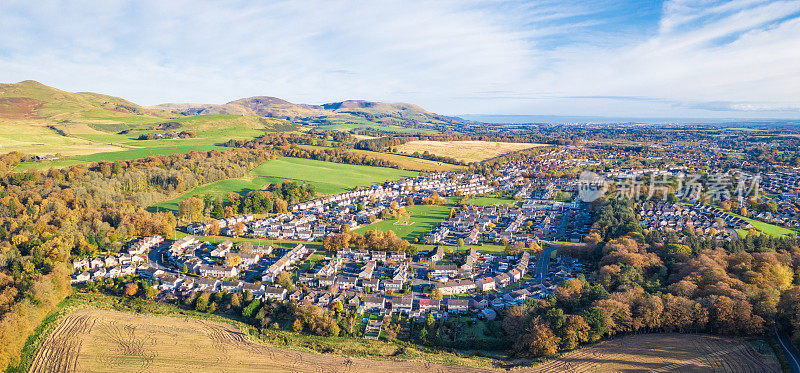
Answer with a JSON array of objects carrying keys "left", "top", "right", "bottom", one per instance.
[{"left": 154, "top": 96, "right": 463, "bottom": 132}]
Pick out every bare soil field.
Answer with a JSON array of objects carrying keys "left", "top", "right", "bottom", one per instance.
[
  {"left": 30, "top": 309, "right": 487, "bottom": 373},
  {"left": 531, "top": 333, "right": 779, "bottom": 373},
  {"left": 30, "top": 309, "right": 779, "bottom": 373},
  {"left": 396, "top": 140, "right": 546, "bottom": 162}
]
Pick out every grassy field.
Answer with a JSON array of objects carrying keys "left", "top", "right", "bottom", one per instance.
[
  {"left": 0, "top": 120, "right": 127, "bottom": 157},
  {"left": 151, "top": 157, "right": 416, "bottom": 212},
  {"left": 354, "top": 204, "right": 452, "bottom": 241},
  {"left": 533, "top": 333, "right": 779, "bottom": 372},
  {"left": 726, "top": 212, "right": 797, "bottom": 238},
  {"left": 14, "top": 142, "right": 230, "bottom": 171},
  {"left": 396, "top": 140, "right": 546, "bottom": 163}
]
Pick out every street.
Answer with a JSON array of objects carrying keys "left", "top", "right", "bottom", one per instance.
[
  {"left": 531, "top": 242, "right": 558, "bottom": 283},
  {"left": 776, "top": 330, "right": 800, "bottom": 373}
]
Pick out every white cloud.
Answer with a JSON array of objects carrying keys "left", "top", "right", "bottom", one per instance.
[{"left": 0, "top": 0, "right": 799, "bottom": 119}]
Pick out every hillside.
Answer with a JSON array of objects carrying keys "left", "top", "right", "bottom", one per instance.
[
  {"left": 0, "top": 80, "right": 174, "bottom": 122},
  {"left": 155, "top": 96, "right": 462, "bottom": 133},
  {"left": 0, "top": 81, "right": 299, "bottom": 160}
]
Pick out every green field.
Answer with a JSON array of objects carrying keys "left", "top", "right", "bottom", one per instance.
[
  {"left": 10, "top": 115, "right": 293, "bottom": 171},
  {"left": 151, "top": 157, "right": 417, "bottom": 212},
  {"left": 14, "top": 142, "right": 230, "bottom": 171},
  {"left": 355, "top": 204, "right": 452, "bottom": 241},
  {"left": 727, "top": 212, "right": 797, "bottom": 237}
]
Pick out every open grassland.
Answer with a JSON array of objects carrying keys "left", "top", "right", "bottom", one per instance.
[
  {"left": 151, "top": 157, "right": 416, "bottom": 212},
  {"left": 396, "top": 140, "right": 546, "bottom": 163},
  {"left": 30, "top": 307, "right": 492, "bottom": 373},
  {"left": 533, "top": 333, "right": 779, "bottom": 373},
  {"left": 354, "top": 204, "right": 452, "bottom": 241},
  {"left": 0, "top": 120, "right": 126, "bottom": 157},
  {"left": 11, "top": 116, "right": 298, "bottom": 171}
]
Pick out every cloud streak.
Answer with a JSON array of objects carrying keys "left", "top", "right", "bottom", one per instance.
[{"left": 0, "top": 0, "right": 798, "bottom": 119}]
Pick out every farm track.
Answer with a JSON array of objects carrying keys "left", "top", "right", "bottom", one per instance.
[
  {"left": 29, "top": 314, "right": 95, "bottom": 373},
  {"left": 30, "top": 309, "right": 780, "bottom": 373}
]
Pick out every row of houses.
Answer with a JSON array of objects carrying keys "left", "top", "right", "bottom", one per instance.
[{"left": 262, "top": 244, "right": 308, "bottom": 282}]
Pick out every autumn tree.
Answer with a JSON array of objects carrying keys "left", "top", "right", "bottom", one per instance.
[
  {"left": 124, "top": 282, "right": 139, "bottom": 297},
  {"left": 179, "top": 197, "right": 205, "bottom": 221}
]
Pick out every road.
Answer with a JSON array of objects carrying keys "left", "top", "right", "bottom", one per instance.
[
  {"left": 531, "top": 243, "right": 558, "bottom": 283},
  {"left": 147, "top": 243, "right": 178, "bottom": 274},
  {"left": 776, "top": 330, "right": 800, "bottom": 373}
]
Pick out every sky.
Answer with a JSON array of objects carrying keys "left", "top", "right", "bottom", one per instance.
[{"left": 1, "top": 0, "right": 800, "bottom": 119}]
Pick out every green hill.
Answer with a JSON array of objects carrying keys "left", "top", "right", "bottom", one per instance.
[
  {"left": 0, "top": 80, "right": 174, "bottom": 122},
  {"left": 0, "top": 81, "right": 300, "bottom": 160}
]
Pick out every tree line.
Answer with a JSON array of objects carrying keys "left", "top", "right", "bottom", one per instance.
[{"left": 502, "top": 196, "right": 800, "bottom": 358}]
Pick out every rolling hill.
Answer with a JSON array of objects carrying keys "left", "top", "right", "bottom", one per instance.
[
  {"left": 0, "top": 80, "right": 175, "bottom": 122},
  {"left": 0, "top": 80, "right": 299, "bottom": 160},
  {"left": 0, "top": 79, "right": 463, "bottom": 164},
  {"left": 155, "top": 95, "right": 463, "bottom": 133}
]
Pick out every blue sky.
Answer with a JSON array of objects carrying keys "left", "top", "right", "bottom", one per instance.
[{"left": 1, "top": 0, "right": 799, "bottom": 119}]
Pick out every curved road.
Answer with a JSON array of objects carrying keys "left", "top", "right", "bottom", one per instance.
[{"left": 776, "top": 330, "right": 800, "bottom": 373}]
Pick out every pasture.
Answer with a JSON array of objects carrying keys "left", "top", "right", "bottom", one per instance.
[
  {"left": 0, "top": 120, "right": 126, "bottom": 158},
  {"left": 396, "top": 140, "right": 546, "bottom": 163},
  {"left": 5, "top": 112, "right": 298, "bottom": 170},
  {"left": 14, "top": 142, "right": 230, "bottom": 171},
  {"left": 151, "top": 157, "right": 416, "bottom": 212}
]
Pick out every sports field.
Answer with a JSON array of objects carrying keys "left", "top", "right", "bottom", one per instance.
[
  {"left": 396, "top": 140, "right": 546, "bottom": 163},
  {"left": 151, "top": 157, "right": 416, "bottom": 212}
]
